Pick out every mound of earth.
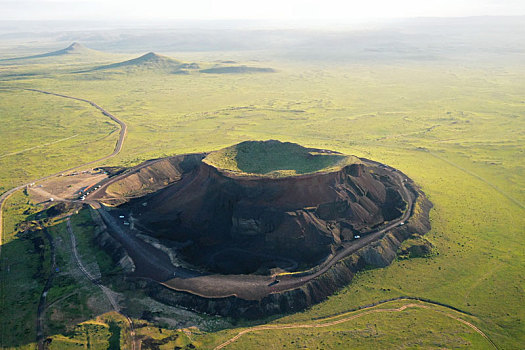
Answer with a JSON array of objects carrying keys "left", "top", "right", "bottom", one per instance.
[
  {"left": 90, "top": 52, "right": 181, "bottom": 72},
  {"left": 45, "top": 42, "right": 94, "bottom": 56},
  {"left": 397, "top": 235, "right": 434, "bottom": 259},
  {"left": 200, "top": 66, "right": 275, "bottom": 74}
]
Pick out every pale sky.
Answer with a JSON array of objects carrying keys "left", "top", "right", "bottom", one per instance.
[{"left": 1, "top": 0, "right": 524, "bottom": 21}]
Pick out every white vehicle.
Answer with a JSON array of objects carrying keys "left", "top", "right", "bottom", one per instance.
[
  {"left": 354, "top": 235, "right": 360, "bottom": 239},
  {"left": 119, "top": 215, "right": 125, "bottom": 219}
]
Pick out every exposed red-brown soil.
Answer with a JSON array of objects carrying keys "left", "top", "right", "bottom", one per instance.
[
  {"left": 106, "top": 149, "right": 405, "bottom": 274},
  {"left": 88, "top": 142, "right": 431, "bottom": 318}
]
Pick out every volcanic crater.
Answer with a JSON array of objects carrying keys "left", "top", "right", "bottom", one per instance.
[{"left": 92, "top": 140, "right": 432, "bottom": 317}]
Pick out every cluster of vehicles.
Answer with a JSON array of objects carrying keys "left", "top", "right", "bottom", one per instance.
[
  {"left": 119, "top": 215, "right": 130, "bottom": 226},
  {"left": 61, "top": 170, "right": 96, "bottom": 177},
  {"left": 77, "top": 182, "right": 102, "bottom": 200}
]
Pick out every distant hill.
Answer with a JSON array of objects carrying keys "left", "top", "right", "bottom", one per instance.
[
  {"left": 89, "top": 52, "right": 182, "bottom": 72},
  {"left": 1, "top": 42, "right": 96, "bottom": 61},
  {"left": 200, "top": 66, "right": 275, "bottom": 74}
]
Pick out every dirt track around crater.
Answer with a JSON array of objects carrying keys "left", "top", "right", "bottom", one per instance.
[
  {"left": 1, "top": 87, "right": 424, "bottom": 345},
  {"left": 212, "top": 298, "right": 497, "bottom": 350},
  {"left": 89, "top": 158, "right": 416, "bottom": 301}
]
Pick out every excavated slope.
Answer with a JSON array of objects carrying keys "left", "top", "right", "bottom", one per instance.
[
  {"left": 146, "top": 190, "right": 432, "bottom": 319},
  {"left": 115, "top": 142, "right": 406, "bottom": 274},
  {"left": 91, "top": 141, "right": 432, "bottom": 318}
]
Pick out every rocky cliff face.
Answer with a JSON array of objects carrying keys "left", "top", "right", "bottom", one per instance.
[
  {"left": 128, "top": 156, "right": 407, "bottom": 274},
  {"left": 91, "top": 141, "right": 432, "bottom": 319},
  {"left": 102, "top": 154, "right": 203, "bottom": 202},
  {"left": 141, "top": 185, "right": 432, "bottom": 319},
  {"left": 90, "top": 208, "right": 135, "bottom": 273}
]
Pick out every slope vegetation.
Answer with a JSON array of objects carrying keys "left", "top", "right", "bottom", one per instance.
[
  {"left": 203, "top": 140, "right": 353, "bottom": 176},
  {"left": 1, "top": 42, "right": 98, "bottom": 61},
  {"left": 88, "top": 52, "right": 181, "bottom": 72}
]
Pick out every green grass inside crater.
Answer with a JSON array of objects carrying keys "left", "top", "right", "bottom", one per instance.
[{"left": 203, "top": 140, "right": 357, "bottom": 176}]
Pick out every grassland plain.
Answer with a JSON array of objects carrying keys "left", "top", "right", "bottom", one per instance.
[
  {"left": 0, "top": 53, "right": 523, "bottom": 348},
  {"left": 0, "top": 89, "right": 118, "bottom": 193},
  {"left": 195, "top": 300, "right": 493, "bottom": 349},
  {"left": 0, "top": 191, "right": 50, "bottom": 349}
]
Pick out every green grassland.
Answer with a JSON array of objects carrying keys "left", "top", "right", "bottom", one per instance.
[
  {"left": 47, "top": 312, "right": 132, "bottom": 350},
  {"left": 0, "top": 49, "right": 523, "bottom": 349},
  {"left": 194, "top": 300, "right": 493, "bottom": 349},
  {"left": 0, "top": 89, "right": 118, "bottom": 193},
  {"left": 203, "top": 140, "right": 354, "bottom": 176},
  {"left": 0, "top": 191, "right": 50, "bottom": 349}
]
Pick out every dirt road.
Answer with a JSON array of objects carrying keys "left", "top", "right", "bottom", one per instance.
[
  {"left": 213, "top": 298, "right": 498, "bottom": 350},
  {"left": 425, "top": 149, "right": 524, "bottom": 209},
  {"left": 0, "top": 87, "right": 126, "bottom": 257},
  {"left": 0, "top": 134, "right": 79, "bottom": 159},
  {"left": 93, "top": 158, "right": 415, "bottom": 301},
  {"left": 67, "top": 217, "right": 138, "bottom": 350},
  {"left": 24, "top": 89, "right": 127, "bottom": 157},
  {"left": 0, "top": 88, "right": 127, "bottom": 348}
]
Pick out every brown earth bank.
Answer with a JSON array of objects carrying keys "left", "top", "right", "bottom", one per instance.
[
  {"left": 138, "top": 188, "right": 431, "bottom": 319},
  {"left": 88, "top": 141, "right": 432, "bottom": 318}
]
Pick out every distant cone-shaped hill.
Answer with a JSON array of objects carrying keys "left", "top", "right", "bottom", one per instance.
[
  {"left": 89, "top": 52, "right": 181, "bottom": 71},
  {"left": 52, "top": 42, "right": 93, "bottom": 55},
  {"left": 1, "top": 42, "right": 97, "bottom": 61}
]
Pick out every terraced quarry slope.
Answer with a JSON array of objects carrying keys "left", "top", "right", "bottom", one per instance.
[{"left": 87, "top": 141, "right": 430, "bottom": 318}]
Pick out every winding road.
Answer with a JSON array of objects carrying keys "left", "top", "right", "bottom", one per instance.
[
  {"left": 67, "top": 217, "right": 137, "bottom": 350},
  {"left": 0, "top": 88, "right": 127, "bottom": 258},
  {"left": 0, "top": 88, "right": 127, "bottom": 349},
  {"left": 90, "top": 159, "right": 415, "bottom": 301}
]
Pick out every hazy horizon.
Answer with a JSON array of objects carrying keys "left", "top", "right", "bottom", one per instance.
[{"left": 2, "top": 0, "right": 525, "bottom": 21}]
